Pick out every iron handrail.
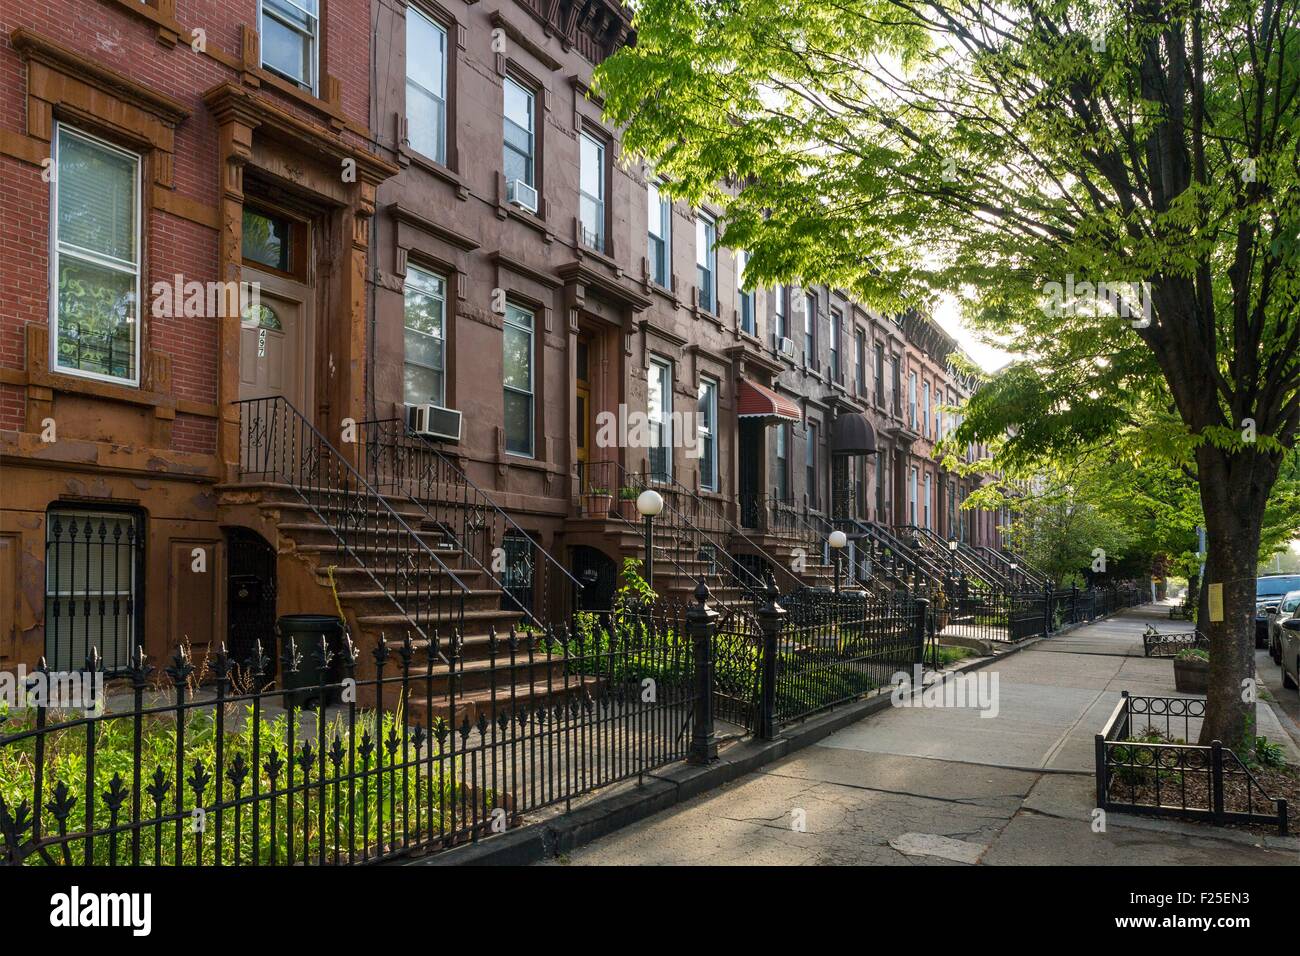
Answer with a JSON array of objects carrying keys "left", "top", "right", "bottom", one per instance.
[
  {"left": 897, "top": 524, "right": 1012, "bottom": 588},
  {"left": 234, "top": 397, "right": 467, "bottom": 660},
  {"left": 360, "top": 418, "right": 581, "bottom": 628}
]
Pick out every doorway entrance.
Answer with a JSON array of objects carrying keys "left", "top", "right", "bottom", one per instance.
[
  {"left": 239, "top": 270, "right": 311, "bottom": 410},
  {"left": 225, "top": 527, "right": 277, "bottom": 677},
  {"left": 738, "top": 419, "right": 764, "bottom": 528}
]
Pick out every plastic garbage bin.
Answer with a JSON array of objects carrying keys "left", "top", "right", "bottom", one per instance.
[{"left": 275, "top": 614, "right": 345, "bottom": 709}]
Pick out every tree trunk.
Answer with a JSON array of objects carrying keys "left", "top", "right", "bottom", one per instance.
[{"left": 1195, "top": 446, "right": 1271, "bottom": 751}]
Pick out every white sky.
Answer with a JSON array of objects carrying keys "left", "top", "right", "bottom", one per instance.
[{"left": 931, "top": 293, "right": 1018, "bottom": 373}]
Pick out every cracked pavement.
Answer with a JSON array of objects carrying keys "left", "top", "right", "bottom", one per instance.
[{"left": 543, "top": 605, "right": 1300, "bottom": 866}]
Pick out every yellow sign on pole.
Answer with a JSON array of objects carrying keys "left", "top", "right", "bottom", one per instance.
[{"left": 1208, "top": 582, "right": 1224, "bottom": 622}]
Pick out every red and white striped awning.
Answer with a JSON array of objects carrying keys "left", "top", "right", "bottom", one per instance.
[{"left": 736, "top": 379, "right": 801, "bottom": 422}]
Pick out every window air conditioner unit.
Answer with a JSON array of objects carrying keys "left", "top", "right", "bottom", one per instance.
[
  {"left": 507, "top": 178, "right": 539, "bottom": 213},
  {"left": 407, "top": 403, "right": 462, "bottom": 442},
  {"left": 776, "top": 336, "right": 796, "bottom": 358}
]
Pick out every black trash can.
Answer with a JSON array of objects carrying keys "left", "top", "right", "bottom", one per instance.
[{"left": 275, "top": 614, "right": 345, "bottom": 709}]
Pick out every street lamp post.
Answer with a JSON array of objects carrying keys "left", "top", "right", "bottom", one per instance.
[
  {"left": 636, "top": 489, "right": 664, "bottom": 590},
  {"left": 829, "top": 529, "right": 848, "bottom": 593}
]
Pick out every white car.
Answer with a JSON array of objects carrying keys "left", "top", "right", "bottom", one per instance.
[{"left": 1267, "top": 589, "right": 1300, "bottom": 665}]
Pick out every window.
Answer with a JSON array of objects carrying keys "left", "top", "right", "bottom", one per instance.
[
  {"left": 803, "top": 292, "right": 817, "bottom": 365},
  {"left": 891, "top": 356, "right": 901, "bottom": 415},
  {"left": 648, "top": 358, "right": 673, "bottom": 480},
  {"left": 45, "top": 508, "right": 141, "bottom": 672},
  {"left": 698, "top": 378, "right": 718, "bottom": 491},
  {"left": 774, "top": 285, "right": 788, "bottom": 341},
  {"left": 403, "top": 265, "right": 447, "bottom": 406},
  {"left": 260, "top": 0, "right": 318, "bottom": 93},
  {"left": 830, "top": 308, "right": 842, "bottom": 381},
  {"left": 242, "top": 207, "right": 292, "bottom": 272},
  {"left": 855, "top": 329, "right": 866, "bottom": 394},
  {"left": 922, "top": 382, "right": 930, "bottom": 437},
  {"left": 737, "top": 250, "right": 755, "bottom": 335},
  {"left": 774, "top": 423, "right": 789, "bottom": 501},
  {"left": 806, "top": 421, "right": 819, "bottom": 510},
  {"left": 908, "top": 372, "right": 918, "bottom": 428},
  {"left": 947, "top": 482, "right": 957, "bottom": 539},
  {"left": 696, "top": 213, "right": 716, "bottom": 313},
  {"left": 874, "top": 343, "right": 884, "bottom": 404},
  {"left": 406, "top": 7, "right": 448, "bottom": 163},
  {"left": 503, "top": 303, "right": 534, "bottom": 456},
  {"left": 503, "top": 77, "right": 535, "bottom": 188},
  {"left": 924, "top": 472, "right": 932, "bottom": 529},
  {"left": 876, "top": 448, "right": 887, "bottom": 519},
  {"left": 51, "top": 125, "right": 141, "bottom": 386},
  {"left": 579, "top": 131, "right": 606, "bottom": 250},
  {"left": 647, "top": 181, "right": 670, "bottom": 286},
  {"left": 909, "top": 467, "right": 918, "bottom": 524}
]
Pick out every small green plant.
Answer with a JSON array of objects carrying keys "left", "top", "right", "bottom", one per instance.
[
  {"left": 586, "top": 486, "right": 610, "bottom": 496},
  {"left": 1174, "top": 647, "right": 1209, "bottom": 662},
  {"left": 618, "top": 486, "right": 639, "bottom": 500},
  {"left": 1252, "top": 736, "right": 1286, "bottom": 769}
]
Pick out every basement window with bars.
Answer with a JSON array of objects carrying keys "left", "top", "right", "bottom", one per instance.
[
  {"left": 45, "top": 508, "right": 142, "bottom": 673},
  {"left": 501, "top": 531, "right": 535, "bottom": 617}
]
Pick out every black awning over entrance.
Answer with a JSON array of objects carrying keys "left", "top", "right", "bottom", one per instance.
[{"left": 832, "top": 412, "right": 878, "bottom": 455}]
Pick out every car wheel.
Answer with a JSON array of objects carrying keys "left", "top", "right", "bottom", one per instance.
[{"left": 1285, "top": 659, "right": 1299, "bottom": 691}]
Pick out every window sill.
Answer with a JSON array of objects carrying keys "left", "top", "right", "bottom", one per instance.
[{"left": 400, "top": 146, "right": 469, "bottom": 199}]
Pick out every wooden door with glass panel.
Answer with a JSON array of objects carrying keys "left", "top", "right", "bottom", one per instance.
[{"left": 239, "top": 205, "right": 311, "bottom": 411}]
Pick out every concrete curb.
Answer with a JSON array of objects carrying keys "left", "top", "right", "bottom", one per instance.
[{"left": 407, "top": 604, "right": 1143, "bottom": 866}]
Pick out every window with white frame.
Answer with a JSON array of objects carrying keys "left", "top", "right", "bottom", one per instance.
[
  {"left": 503, "top": 302, "right": 534, "bottom": 456},
  {"left": 647, "top": 181, "right": 671, "bottom": 286},
  {"left": 406, "top": 7, "right": 448, "bottom": 164},
  {"left": 503, "top": 76, "right": 535, "bottom": 188},
  {"left": 260, "top": 0, "right": 319, "bottom": 93},
  {"left": 737, "top": 250, "right": 755, "bottom": 335},
  {"left": 803, "top": 292, "right": 817, "bottom": 364},
  {"left": 924, "top": 472, "right": 932, "bottom": 529},
  {"left": 698, "top": 377, "right": 718, "bottom": 491},
  {"left": 908, "top": 372, "right": 918, "bottom": 428},
  {"left": 403, "top": 265, "right": 447, "bottom": 407},
  {"left": 855, "top": 329, "right": 866, "bottom": 394},
  {"left": 648, "top": 358, "right": 673, "bottom": 480},
  {"left": 579, "top": 131, "right": 606, "bottom": 250},
  {"left": 696, "top": 213, "right": 716, "bottom": 313},
  {"left": 922, "top": 381, "right": 930, "bottom": 437},
  {"left": 830, "top": 308, "right": 842, "bottom": 381},
  {"left": 51, "top": 125, "right": 141, "bottom": 386},
  {"left": 909, "top": 467, "right": 918, "bottom": 524},
  {"left": 774, "top": 285, "right": 787, "bottom": 341},
  {"left": 876, "top": 448, "right": 887, "bottom": 518}
]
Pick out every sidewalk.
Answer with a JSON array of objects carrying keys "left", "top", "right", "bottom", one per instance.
[{"left": 544, "top": 605, "right": 1300, "bottom": 865}]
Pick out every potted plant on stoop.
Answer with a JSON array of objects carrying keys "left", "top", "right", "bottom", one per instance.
[
  {"left": 1173, "top": 647, "right": 1210, "bottom": 695},
  {"left": 584, "top": 486, "right": 613, "bottom": 518},
  {"left": 617, "top": 486, "right": 640, "bottom": 520}
]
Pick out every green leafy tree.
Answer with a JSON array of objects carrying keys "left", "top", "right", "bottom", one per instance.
[{"left": 596, "top": 0, "right": 1300, "bottom": 748}]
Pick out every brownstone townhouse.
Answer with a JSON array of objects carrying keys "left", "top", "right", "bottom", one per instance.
[{"left": 0, "top": 0, "right": 1013, "bottom": 711}]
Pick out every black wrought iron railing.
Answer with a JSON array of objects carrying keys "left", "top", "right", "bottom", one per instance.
[
  {"left": 896, "top": 524, "right": 1008, "bottom": 589},
  {"left": 1097, "top": 693, "right": 1288, "bottom": 835},
  {"left": 361, "top": 419, "right": 582, "bottom": 628},
  {"left": 235, "top": 397, "right": 468, "bottom": 654}
]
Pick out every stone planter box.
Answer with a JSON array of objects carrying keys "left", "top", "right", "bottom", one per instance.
[{"left": 1173, "top": 657, "right": 1210, "bottom": 694}]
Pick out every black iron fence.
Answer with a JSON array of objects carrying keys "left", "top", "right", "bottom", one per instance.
[
  {"left": 1141, "top": 627, "right": 1210, "bottom": 658},
  {"left": 1096, "top": 693, "right": 1288, "bottom": 834}
]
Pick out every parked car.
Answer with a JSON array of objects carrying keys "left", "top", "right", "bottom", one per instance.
[
  {"left": 1255, "top": 574, "right": 1300, "bottom": 647},
  {"left": 1267, "top": 589, "right": 1300, "bottom": 664},
  {"left": 1279, "top": 617, "right": 1300, "bottom": 690}
]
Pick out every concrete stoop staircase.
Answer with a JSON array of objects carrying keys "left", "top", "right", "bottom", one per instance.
[{"left": 217, "top": 481, "right": 582, "bottom": 723}]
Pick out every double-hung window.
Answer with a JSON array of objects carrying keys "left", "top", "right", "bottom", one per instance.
[
  {"left": 909, "top": 467, "right": 918, "bottom": 524},
  {"left": 579, "top": 131, "right": 606, "bottom": 251},
  {"left": 908, "top": 372, "right": 918, "bottom": 428},
  {"left": 803, "top": 292, "right": 817, "bottom": 365},
  {"left": 648, "top": 358, "right": 673, "bottom": 480},
  {"left": 922, "top": 382, "right": 930, "bottom": 437},
  {"left": 647, "top": 181, "right": 671, "bottom": 286},
  {"left": 503, "top": 77, "right": 535, "bottom": 188},
  {"left": 830, "top": 308, "right": 842, "bottom": 381},
  {"left": 775, "top": 423, "right": 789, "bottom": 501},
  {"left": 924, "top": 473, "right": 932, "bottom": 529},
  {"left": 260, "top": 0, "right": 319, "bottom": 93},
  {"left": 774, "top": 286, "right": 788, "bottom": 341},
  {"left": 51, "top": 125, "right": 141, "bottom": 386},
  {"left": 503, "top": 303, "right": 534, "bottom": 456},
  {"left": 737, "top": 250, "right": 755, "bottom": 335},
  {"left": 698, "top": 378, "right": 718, "bottom": 491},
  {"left": 806, "top": 421, "right": 819, "bottom": 510},
  {"left": 875, "top": 449, "right": 887, "bottom": 519},
  {"left": 403, "top": 265, "right": 447, "bottom": 406},
  {"left": 874, "top": 343, "right": 884, "bottom": 404},
  {"left": 696, "top": 213, "right": 716, "bottom": 314},
  {"left": 406, "top": 7, "right": 448, "bottom": 164},
  {"left": 855, "top": 329, "right": 866, "bottom": 394}
]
